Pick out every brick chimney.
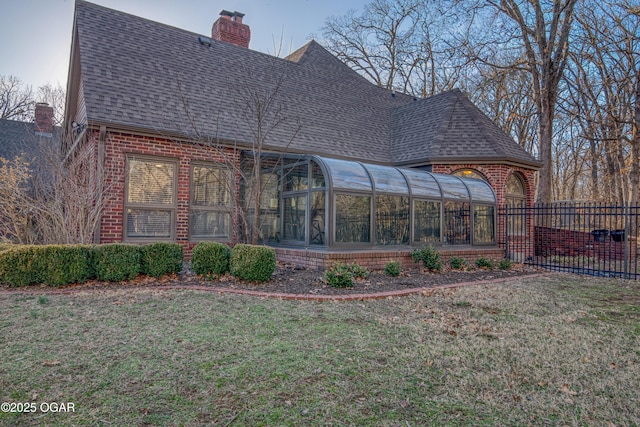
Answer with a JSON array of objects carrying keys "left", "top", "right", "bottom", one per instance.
[
  {"left": 211, "top": 10, "right": 250, "bottom": 48},
  {"left": 34, "top": 102, "right": 54, "bottom": 136}
]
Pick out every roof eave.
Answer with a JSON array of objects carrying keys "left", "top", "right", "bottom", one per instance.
[{"left": 396, "top": 156, "right": 543, "bottom": 171}]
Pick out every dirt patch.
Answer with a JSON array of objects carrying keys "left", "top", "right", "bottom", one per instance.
[{"left": 1, "top": 263, "right": 543, "bottom": 295}]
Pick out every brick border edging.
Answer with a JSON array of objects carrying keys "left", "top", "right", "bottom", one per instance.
[{"left": 0, "top": 273, "right": 552, "bottom": 301}]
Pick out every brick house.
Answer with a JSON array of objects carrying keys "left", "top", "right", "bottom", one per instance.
[{"left": 63, "top": 1, "right": 541, "bottom": 268}]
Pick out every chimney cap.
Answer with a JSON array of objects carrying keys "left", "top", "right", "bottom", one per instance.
[{"left": 219, "top": 10, "right": 245, "bottom": 18}]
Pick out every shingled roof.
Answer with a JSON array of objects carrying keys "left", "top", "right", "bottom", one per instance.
[
  {"left": 392, "top": 90, "right": 540, "bottom": 167},
  {"left": 69, "top": 0, "right": 540, "bottom": 169},
  {"left": 0, "top": 119, "right": 62, "bottom": 162}
]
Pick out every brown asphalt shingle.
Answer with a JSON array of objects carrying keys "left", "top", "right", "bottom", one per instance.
[{"left": 73, "top": 1, "right": 540, "bottom": 169}]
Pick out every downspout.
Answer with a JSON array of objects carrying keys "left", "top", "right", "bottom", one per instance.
[{"left": 93, "top": 126, "right": 107, "bottom": 243}]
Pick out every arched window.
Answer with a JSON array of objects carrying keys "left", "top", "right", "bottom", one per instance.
[
  {"left": 506, "top": 174, "right": 526, "bottom": 235},
  {"left": 453, "top": 169, "right": 485, "bottom": 181}
]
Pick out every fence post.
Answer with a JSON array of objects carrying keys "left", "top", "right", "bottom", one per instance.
[{"left": 624, "top": 205, "right": 629, "bottom": 279}]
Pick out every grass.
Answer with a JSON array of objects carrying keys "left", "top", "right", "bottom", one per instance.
[{"left": 0, "top": 274, "right": 639, "bottom": 426}]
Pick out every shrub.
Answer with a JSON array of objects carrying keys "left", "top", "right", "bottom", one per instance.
[
  {"left": 93, "top": 244, "right": 141, "bottom": 282},
  {"left": 346, "top": 262, "right": 368, "bottom": 279},
  {"left": 449, "top": 257, "right": 467, "bottom": 270},
  {"left": 141, "top": 242, "right": 183, "bottom": 278},
  {"left": 0, "top": 246, "right": 44, "bottom": 286},
  {"left": 41, "top": 245, "right": 94, "bottom": 286},
  {"left": 0, "top": 243, "right": 18, "bottom": 252},
  {"left": 0, "top": 245, "right": 93, "bottom": 287},
  {"left": 411, "top": 245, "right": 442, "bottom": 272},
  {"left": 324, "top": 262, "right": 355, "bottom": 288},
  {"left": 323, "top": 262, "right": 368, "bottom": 288},
  {"left": 191, "top": 242, "right": 231, "bottom": 277},
  {"left": 384, "top": 260, "right": 401, "bottom": 277},
  {"left": 475, "top": 257, "right": 494, "bottom": 270},
  {"left": 230, "top": 244, "right": 276, "bottom": 283},
  {"left": 498, "top": 258, "right": 512, "bottom": 270}
]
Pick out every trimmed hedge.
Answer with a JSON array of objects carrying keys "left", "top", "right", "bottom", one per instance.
[
  {"left": 93, "top": 244, "right": 141, "bottom": 282},
  {"left": 0, "top": 245, "right": 93, "bottom": 287},
  {"left": 141, "top": 242, "right": 183, "bottom": 278},
  {"left": 0, "top": 243, "right": 18, "bottom": 252},
  {"left": 191, "top": 242, "right": 231, "bottom": 276},
  {"left": 0, "top": 242, "right": 190, "bottom": 287},
  {"left": 230, "top": 244, "right": 276, "bottom": 283}
]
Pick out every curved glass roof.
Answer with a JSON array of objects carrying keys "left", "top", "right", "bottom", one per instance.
[
  {"left": 362, "top": 163, "right": 409, "bottom": 194},
  {"left": 313, "top": 156, "right": 495, "bottom": 203},
  {"left": 321, "top": 157, "right": 372, "bottom": 191}
]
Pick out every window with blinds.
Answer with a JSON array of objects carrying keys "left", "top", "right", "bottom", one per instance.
[
  {"left": 125, "top": 156, "right": 176, "bottom": 240},
  {"left": 190, "top": 164, "right": 232, "bottom": 240}
]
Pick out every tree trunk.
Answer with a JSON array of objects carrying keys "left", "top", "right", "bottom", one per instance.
[{"left": 536, "top": 104, "right": 554, "bottom": 203}]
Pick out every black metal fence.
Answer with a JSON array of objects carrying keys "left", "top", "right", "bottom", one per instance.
[{"left": 500, "top": 203, "right": 640, "bottom": 279}]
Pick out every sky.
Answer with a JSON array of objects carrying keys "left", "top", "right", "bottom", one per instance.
[{"left": 0, "top": 0, "right": 370, "bottom": 94}]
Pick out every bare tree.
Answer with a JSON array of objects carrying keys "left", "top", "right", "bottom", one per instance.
[
  {"left": 473, "top": 0, "right": 578, "bottom": 203},
  {"left": 36, "top": 83, "right": 66, "bottom": 126},
  {"left": 562, "top": 1, "right": 640, "bottom": 204},
  {"left": 0, "top": 155, "right": 34, "bottom": 243},
  {"left": 320, "top": 0, "right": 467, "bottom": 96},
  {"left": 0, "top": 75, "right": 33, "bottom": 121},
  {"left": 0, "top": 135, "right": 114, "bottom": 244}
]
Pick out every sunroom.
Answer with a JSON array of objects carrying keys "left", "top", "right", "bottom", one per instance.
[{"left": 252, "top": 155, "right": 497, "bottom": 248}]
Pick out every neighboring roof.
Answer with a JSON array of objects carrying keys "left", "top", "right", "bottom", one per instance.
[
  {"left": 70, "top": 0, "right": 540, "bottom": 169},
  {"left": 0, "top": 119, "right": 62, "bottom": 164},
  {"left": 392, "top": 89, "right": 540, "bottom": 168}
]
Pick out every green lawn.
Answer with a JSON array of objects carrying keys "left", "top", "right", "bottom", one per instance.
[{"left": 1, "top": 274, "right": 639, "bottom": 426}]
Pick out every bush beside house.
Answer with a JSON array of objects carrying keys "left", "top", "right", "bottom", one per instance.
[
  {"left": 0, "top": 242, "right": 184, "bottom": 287},
  {"left": 191, "top": 242, "right": 231, "bottom": 276},
  {"left": 230, "top": 244, "right": 276, "bottom": 283},
  {"left": 141, "top": 242, "right": 183, "bottom": 278}
]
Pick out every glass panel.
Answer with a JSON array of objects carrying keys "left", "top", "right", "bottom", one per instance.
[
  {"left": 452, "top": 169, "right": 485, "bottom": 180},
  {"left": 364, "top": 164, "right": 409, "bottom": 194},
  {"left": 127, "top": 158, "right": 174, "bottom": 205},
  {"left": 462, "top": 178, "right": 496, "bottom": 203},
  {"left": 258, "top": 212, "right": 280, "bottom": 244},
  {"left": 126, "top": 209, "right": 171, "bottom": 238},
  {"left": 283, "top": 195, "right": 306, "bottom": 242},
  {"left": 311, "top": 161, "right": 325, "bottom": 188},
  {"left": 192, "top": 165, "right": 230, "bottom": 206},
  {"left": 474, "top": 205, "right": 495, "bottom": 244},
  {"left": 413, "top": 200, "right": 441, "bottom": 243},
  {"left": 259, "top": 171, "right": 280, "bottom": 209},
  {"left": 444, "top": 202, "right": 470, "bottom": 245},
  {"left": 190, "top": 210, "right": 230, "bottom": 238},
  {"left": 376, "top": 195, "right": 409, "bottom": 244},
  {"left": 402, "top": 169, "right": 441, "bottom": 198},
  {"left": 283, "top": 164, "right": 308, "bottom": 192},
  {"left": 322, "top": 158, "right": 372, "bottom": 191},
  {"left": 507, "top": 174, "right": 525, "bottom": 195},
  {"left": 246, "top": 171, "right": 280, "bottom": 244},
  {"left": 434, "top": 174, "right": 470, "bottom": 200},
  {"left": 310, "top": 192, "right": 326, "bottom": 245},
  {"left": 335, "top": 194, "right": 371, "bottom": 243}
]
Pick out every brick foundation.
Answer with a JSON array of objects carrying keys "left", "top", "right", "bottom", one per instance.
[{"left": 275, "top": 246, "right": 506, "bottom": 270}]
